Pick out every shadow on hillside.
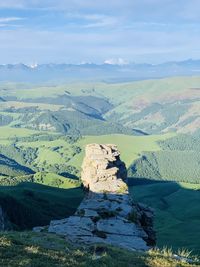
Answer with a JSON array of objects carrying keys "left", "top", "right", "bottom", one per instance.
[
  {"left": 128, "top": 177, "right": 169, "bottom": 186},
  {"left": 0, "top": 182, "right": 84, "bottom": 230},
  {"left": 1, "top": 178, "right": 200, "bottom": 255},
  {"left": 128, "top": 177, "right": 200, "bottom": 255}
]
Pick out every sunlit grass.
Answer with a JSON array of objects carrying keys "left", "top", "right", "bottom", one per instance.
[
  {"left": 68, "top": 133, "right": 174, "bottom": 168},
  {"left": 0, "top": 232, "right": 199, "bottom": 267}
]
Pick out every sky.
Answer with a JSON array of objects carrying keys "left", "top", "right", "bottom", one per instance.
[{"left": 0, "top": 0, "right": 200, "bottom": 64}]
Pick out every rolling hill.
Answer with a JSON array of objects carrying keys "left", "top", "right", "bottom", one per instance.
[
  {"left": 0, "top": 154, "right": 34, "bottom": 177},
  {"left": 0, "top": 75, "right": 200, "bottom": 256},
  {"left": 0, "top": 76, "right": 200, "bottom": 136},
  {"left": 0, "top": 183, "right": 83, "bottom": 230},
  {"left": 130, "top": 182, "right": 200, "bottom": 254}
]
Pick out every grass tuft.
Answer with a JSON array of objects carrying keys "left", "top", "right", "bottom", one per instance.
[{"left": 0, "top": 232, "right": 199, "bottom": 267}]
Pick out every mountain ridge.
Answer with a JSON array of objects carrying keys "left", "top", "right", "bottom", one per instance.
[{"left": 1, "top": 59, "right": 200, "bottom": 82}]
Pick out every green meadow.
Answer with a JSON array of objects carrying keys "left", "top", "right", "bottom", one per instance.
[
  {"left": 0, "top": 76, "right": 200, "bottom": 260},
  {"left": 69, "top": 133, "right": 174, "bottom": 167},
  {"left": 0, "top": 183, "right": 83, "bottom": 229},
  {"left": 0, "top": 231, "right": 199, "bottom": 267},
  {"left": 130, "top": 182, "right": 200, "bottom": 254}
]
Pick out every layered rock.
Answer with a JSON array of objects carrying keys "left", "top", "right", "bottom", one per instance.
[
  {"left": 48, "top": 144, "right": 156, "bottom": 251},
  {"left": 81, "top": 144, "right": 127, "bottom": 193}
]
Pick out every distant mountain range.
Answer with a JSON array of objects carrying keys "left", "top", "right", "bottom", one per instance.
[{"left": 1, "top": 59, "right": 200, "bottom": 82}]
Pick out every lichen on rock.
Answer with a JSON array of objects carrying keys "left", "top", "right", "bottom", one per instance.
[{"left": 47, "top": 144, "right": 156, "bottom": 251}]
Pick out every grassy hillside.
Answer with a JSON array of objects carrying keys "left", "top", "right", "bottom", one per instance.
[
  {"left": 0, "top": 183, "right": 83, "bottom": 229},
  {"left": 0, "top": 76, "right": 200, "bottom": 135},
  {"left": 0, "top": 231, "right": 199, "bottom": 267},
  {"left": 33, "top": 172, "right": 80, "bottom": 188},
  {"left": 0, "top": 154, "right": 34, "bottom": 177},
  {"left": 130, "top": 182, "right": 200, "bottom": 254},
  {"left": 0, "top": 172, "right": 80, "bottom": 188},
  {"left": 129, "top": 151, "right": 200, "bottom": 183},
  {"left": 128, "top": 134, "right": 200, "bottom": 183},
  {"left": 0, "top": 126, "right": 200, "bottom": 255},
  {"left": 1, "top": 76, "right": 199, "bottom": 101},
  {"left": 0, "top": 126, "right": 41, "bottom": 141},
  {"left": 0, "top": 127, "right": 81, "bottom": 178},
  {"left": 0, "top": 76, "right": 199, "bottom": 259},
  {"left": 68, "top": 133, "right": 174, "bottom": 168},
  {"left": 0, "top": 127, "right": 174, "bottom": 179}
]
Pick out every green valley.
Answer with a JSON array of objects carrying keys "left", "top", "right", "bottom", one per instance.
[
  {"left": 130, "top": 182, "right": 200, "bottom": 254},
  {"left": 0, "top": 76, "right": 200, "bottom": 258}
]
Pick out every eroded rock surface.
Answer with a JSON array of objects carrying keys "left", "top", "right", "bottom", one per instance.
[{"left": 48, "top": 144, "right": 156, "bottom": 251}]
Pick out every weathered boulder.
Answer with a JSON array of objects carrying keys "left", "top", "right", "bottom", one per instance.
[{"left": 48, "top": 144, "right": 156, "bottom": 251}]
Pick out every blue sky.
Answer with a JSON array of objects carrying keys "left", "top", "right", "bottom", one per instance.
[{"left": 0, "top": 0, "right": 200, "bottom": 64}]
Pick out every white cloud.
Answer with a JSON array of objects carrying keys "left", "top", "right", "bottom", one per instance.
[
  {"left": 0, "top": 0, "right": 200, "bottom": 63},
  {"left": 0, "top": 17, "right": 24, "bottom": 28},
  {"left": 104, "top": 58, "right": 129, "bottom": 65},
  {"left": 65, "top": 13, "right": 118, "bottom": 28},
  {"left": 0, "top": 26, "right": 200, "bottom": 64},
  {"left": 0, "top": 17, "right": 24, "bottom": 23}
]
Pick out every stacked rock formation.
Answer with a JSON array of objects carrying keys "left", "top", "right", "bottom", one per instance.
[{"left": 48, "top": 144, "right": 156, "bottom": 251}]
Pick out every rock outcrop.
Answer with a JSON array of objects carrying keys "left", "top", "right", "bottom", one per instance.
[
  {"left": 81, "top": 144, "right": 127, "bottom": 193},
  {"left": 48, "top": 144, "right": 156, "bottom": 251}
]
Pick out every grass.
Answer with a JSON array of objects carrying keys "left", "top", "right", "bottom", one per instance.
[
  {"left": 0, "top": 130, "right": 174, "bottom": 177},
  {"left": 0, "top": 77, "right": 199, "bottom": 258},
  {"left": 178, "top": 182, "right": 200, "bottom": 190},
  {"left": 0, "top": 100, "right": 64, "bottom": 111},
  {"left": 0, "top": 126, "right": 198, "bottom": 256},
  {"left": 3, "top": 76, "right": 200, "bottom": 101},
  {"left": 0, "top": 183, "right": 83, "bottom": 229},
  {"left": 17, "top": 138, "right": 74, "bottom": 166},
  {"left": 0, "top": 130, "right": 78, "bottom": 175},
  {"left": 17, "top": 139, "right": 69, "bottom": 149},
  {"left": 129, "top": 182, "right": 200, "bottom": 255},
  {"left": 1, "top": 76, "right": 200, "bottom": 136},
  {"left": 33, "top": 172, "right": 80, "bottom": 189},
  {"left": 68, "top": 133, "right": 174, "bottom": 168},
  {"left": 0, "top": 231, "right": 199, "bottom": 267},
  {"left": 0, "top": 126, "right": 40, "bottom": 140}
]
